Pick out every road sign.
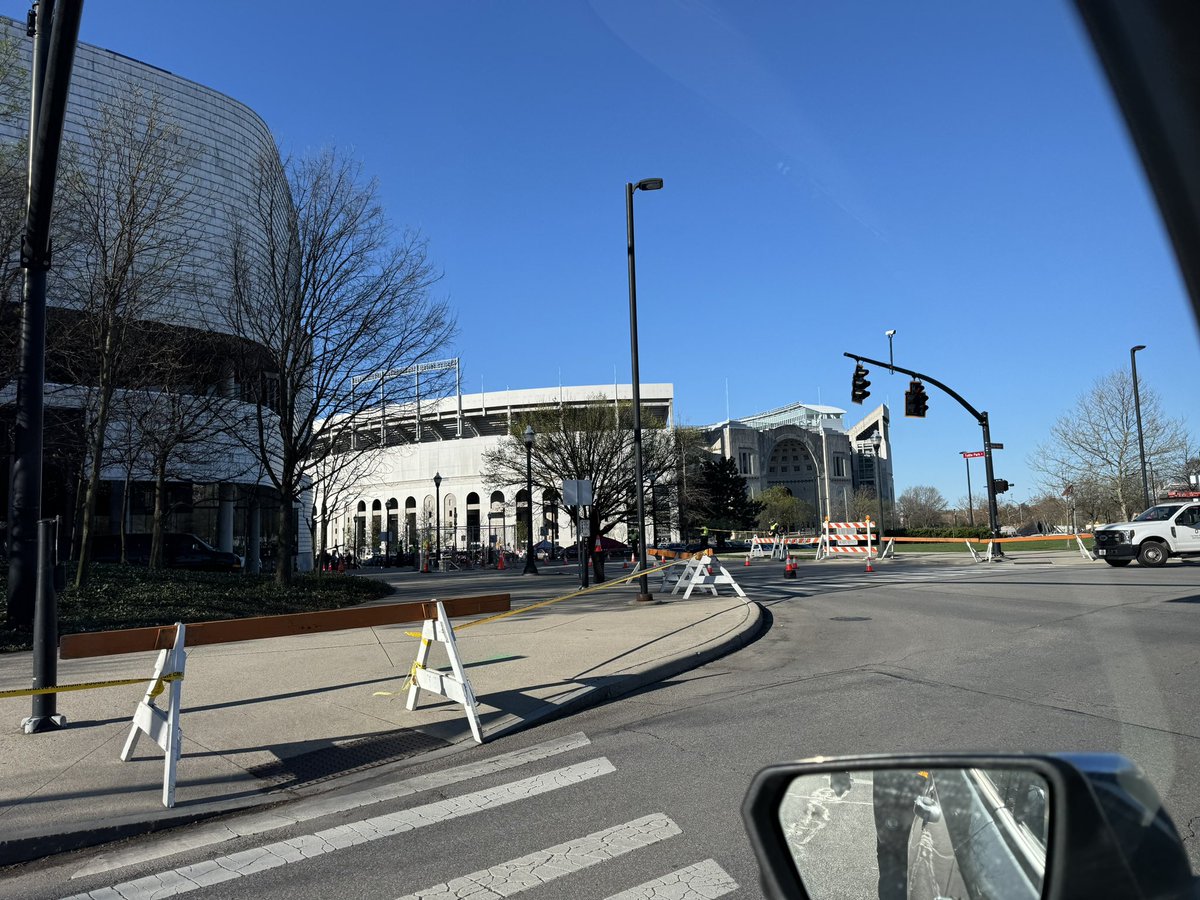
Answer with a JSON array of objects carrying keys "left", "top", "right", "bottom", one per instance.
[
  {"left": 988, "top": 442, "right": 1004, "bottom": 450},
  {"left": 562, "top": 479, "right": 593, "bottom": 507},
  {"left": 961, "top": 451, "right": 985, "bottom": 459},
  {"left": 579, "top": 520, "right": 591, "bottom": 538}
]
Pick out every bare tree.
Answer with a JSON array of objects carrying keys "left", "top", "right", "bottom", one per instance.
[
  {"left": 224, "top": 146, "right": 454, "bottom": 584},
  {"left": 55, "top": 89, "right": 200, "bottom": 585},
  {"left": 755, "top": 486, "right": 814, "bottom": 532},
  {"left": 1030, "top": 369, "right": 1189, "bottom": 521},
  {"left": 897, "top": 485, "right": 948, "bottom": 529},
  {"left": 481, "top": 400, "right": 678, "bottom": 582},
  {"left": 0, "top": 31, "right": 33, "bottom": 393}
]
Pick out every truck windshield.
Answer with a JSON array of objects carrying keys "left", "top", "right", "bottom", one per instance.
[{"left": 1133, "top": 506, "right": 1182, "bottom": 522}]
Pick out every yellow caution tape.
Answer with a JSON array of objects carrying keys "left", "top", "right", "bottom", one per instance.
[
  {"left": 0, "top": 671, "right": 184, "bottom": 700},
  {"left": 456, "top": 559, "right": 678, "bottom": 632}
]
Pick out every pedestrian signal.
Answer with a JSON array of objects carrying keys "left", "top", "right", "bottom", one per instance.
[{"left": 992, "top": 479, "right": 1011, "bottom": 494}]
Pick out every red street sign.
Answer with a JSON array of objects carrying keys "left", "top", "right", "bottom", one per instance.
[{"left": 961, "top": 451, "right": 985, "bottom": 458}]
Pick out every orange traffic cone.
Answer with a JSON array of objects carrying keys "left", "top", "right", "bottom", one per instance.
[
  {"left": 497, "top": 552, "right": 506, "bottom": 571},
  {"left": 420, "top": 554, "right": 429, "bottom": 574},
  {"left": 784, "top": 557, "right": 797, "bottom": 579},
  {"left": 865, "top": 556, "right": 874, "bottom": 573},
  {"left": 744, "top": 554, "right": 751, "bottom": 567}
]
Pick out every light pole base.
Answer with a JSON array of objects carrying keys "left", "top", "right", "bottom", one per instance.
[
  {"left": 22, "top": 714, "right": 66, "bottom": 734},
  {"left": 522, "top": 563, "right": 539, "bottom": 575},
  {"left": 634, "top": 593, "right": 658, "bottom": 605}
]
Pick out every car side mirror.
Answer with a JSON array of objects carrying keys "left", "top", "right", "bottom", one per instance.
[{"left": 741, "top": 753, "right": 1196, "bottom": 900}]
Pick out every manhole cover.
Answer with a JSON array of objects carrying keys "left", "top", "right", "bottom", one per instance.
[
  {"left": 247, "top": 728, "right": 451, "bottom": 788},
  {"left": 829, "top": 616, "right": 871, "bottom": 622}
]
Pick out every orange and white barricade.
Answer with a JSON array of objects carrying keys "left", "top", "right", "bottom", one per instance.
[{"left": 815, "top": 517, "right": 876, "bottom": 561}]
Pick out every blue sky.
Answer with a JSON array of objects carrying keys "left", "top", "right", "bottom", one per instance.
[{"left": 38, "top": 0, "right": 1200, "bottom": 505}]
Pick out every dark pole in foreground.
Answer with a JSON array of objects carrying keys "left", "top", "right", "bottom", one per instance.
[
  {"left": 1130, "top": 345, "right": 1150, "bottom": 510},
  {"left": 627, "top": 178, "right": 662, "bottom": 603},
  {"left": 8, "top": 0, "right": 83, "bottom": 645},
  {"left": 522, "top": 426, "right": 538, "bottom": 575}
]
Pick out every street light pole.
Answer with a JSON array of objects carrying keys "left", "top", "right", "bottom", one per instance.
[
  {"left": 433, "top": 472, "right": 442, "bottom": 570},
  {"left": 627, "top": 177, "right": 662, "bottom": 604},
  {"left": 1130, "top": 345, "right": 1150, "bottom": 510},
  {"left": 522, "top": 425, "right": 538, "bottom": 575},
  {"left": 871, "top": 431, "right": 885, "bottom": 534}
]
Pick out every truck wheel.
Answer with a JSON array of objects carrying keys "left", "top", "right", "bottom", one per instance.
[
  {"left": 1137, "top": 541, "right": 1169, "bottom": 568},
  {"left": 1104, "top": 559, "right": 1132, "bottom": 567}
]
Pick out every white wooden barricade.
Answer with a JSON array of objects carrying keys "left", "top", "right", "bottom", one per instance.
[
  {"left": 880, "top": 538, "right": 895, "bottom": 559},
  {"left": 121, "top": 622, "right": 187, "bottom": 808},
  {"left": 1076, "top": 535, "right": 1096, "bottom": 560},
  {"left": 669, "top": 553, "right": 712, "bottom": 595},
  {"left": 966, "top": 539, "right": 982, "bottom": 562},
  {"left": 749, "top": 539, "right": 766, "bottom": 559},
  {"left": 816, "top": 518, "right": 876, "bottom": 561},
  {"left": 406, "top": 600, "right": 483, "bottom": 744},
  {"left": 682, "top": 559, "right": 748, "bottom": 600}
]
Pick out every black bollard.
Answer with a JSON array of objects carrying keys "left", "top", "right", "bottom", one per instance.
[{"left": 24, "top": 517, "right": 66, "bottom": 733}]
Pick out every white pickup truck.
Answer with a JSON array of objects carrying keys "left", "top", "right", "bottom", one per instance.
[{"left": 1092, "top": 499, "right": 1200, "bottom": 567}]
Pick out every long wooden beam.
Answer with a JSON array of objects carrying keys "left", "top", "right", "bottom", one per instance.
[{"left": 58, "top": 594, "right": 511, "bottom": 659}]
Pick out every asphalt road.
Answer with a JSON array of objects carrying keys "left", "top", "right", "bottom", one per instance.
[{"left": 7, "top": 557, "right": 1200, "bottom": 899}]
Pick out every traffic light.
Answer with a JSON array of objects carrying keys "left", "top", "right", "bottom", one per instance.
[
  {"left": 992, "top": 479, "right": 1011, "bottom": 494},
  {"left": 851, "top": 364, "right": 871, "bottom": 404},
  {"left": 904, "top": 379, "right": 928, "bottom": 417}
]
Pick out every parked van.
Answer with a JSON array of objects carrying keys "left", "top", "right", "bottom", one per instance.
[{"left": 90, "top": 533, "right": 242, "bottom": 572}]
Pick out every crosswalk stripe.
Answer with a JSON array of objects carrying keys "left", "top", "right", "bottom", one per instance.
[
  {"left": 604, "top": 858, "right": 738, "bottom": 899},
  {"left": 63, "top": 757, "right": 616, "bottom": 900},
  {"left": 393, "top": 814, "right": 682, "bottom": 900},
  {"left": 72, "top": 732, "right": 594, "bottom": 880}
]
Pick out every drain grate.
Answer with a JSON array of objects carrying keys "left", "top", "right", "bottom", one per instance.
[
  {"left": 246, "top": 728, "right": 451, "bottom": 789},
  {"left": 829, "top": 616, "right": 871, "bottom": 622}
]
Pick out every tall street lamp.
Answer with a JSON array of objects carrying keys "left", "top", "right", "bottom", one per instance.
[
  {"left": 871, "top": 431, "right": 885, "bottom": 535},
  {"left": 522, "top": 425, "right": 538, "bottom": 575},
  {"left": 433, "top": 472, "right": 442, "bottom": 569},
  {"left": 1130, "top": 345, "right": 1150, "bottom": 510},
  {"left": 627, "top": 177, "right": 662, "bottom": 604}
]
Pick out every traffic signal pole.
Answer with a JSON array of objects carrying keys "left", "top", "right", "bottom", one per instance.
[{"left": 844, "top": 352, "right": 1002, "bottom": 545}]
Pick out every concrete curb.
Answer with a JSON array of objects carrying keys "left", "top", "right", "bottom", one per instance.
[{"left": 0, "top": 600, "right": 766, "bottom": 868}]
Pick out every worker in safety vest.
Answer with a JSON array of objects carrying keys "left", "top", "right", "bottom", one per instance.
[{"left": 700, "top": 525, "right": 709, "bottom": 548}]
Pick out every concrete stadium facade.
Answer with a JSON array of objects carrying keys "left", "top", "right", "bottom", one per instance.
[
  {"left": 703, "top": 401, "right": 894, "bottom": 528},
  {"left": 318, "top": 383, "right": 675, "bottom": 561}
]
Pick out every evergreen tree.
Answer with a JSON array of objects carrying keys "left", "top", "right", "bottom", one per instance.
[{"left": 692, "top": 457, "right": 762, "bottom": 545}]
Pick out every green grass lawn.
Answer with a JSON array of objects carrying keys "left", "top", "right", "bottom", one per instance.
[{"left": 0, "top": 565, "right": 393, "bottom": 653}]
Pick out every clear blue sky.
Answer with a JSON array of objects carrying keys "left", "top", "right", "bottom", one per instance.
[{"left": 34, "top": 0, "right": 1200, "bottom": 506}]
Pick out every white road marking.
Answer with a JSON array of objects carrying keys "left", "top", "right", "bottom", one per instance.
[
  {"left": 63, "top": 756, "right": 615, "bottom": 900},
  {"left": 603, "top": 858, "right": 738, "bottom": 899},
  {"left": 393, "top": 813, "right": 682, "bottom": 900},
  {"left": 72, "top": 732, "right": 593, "bottom": 879}
]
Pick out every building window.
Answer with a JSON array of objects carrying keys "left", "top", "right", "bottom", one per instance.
[{"left": 834, "top": 457, "right": 847, "bottom": 477}]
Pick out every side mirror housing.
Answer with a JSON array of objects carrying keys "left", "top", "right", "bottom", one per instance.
[{"left": 741, "top": 752, "right": 1194, "bottom": 900}]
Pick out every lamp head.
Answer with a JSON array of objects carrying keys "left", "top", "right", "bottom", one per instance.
[
  {"left": 885, "top": 329, "right": 896, "bottom": 337},
  {"left": 433, "top": 472, "right": 442, "bottom": 488},
  {"left": 635, "top": 178, "right": 664, "bottom": 191},
  {"left": 523, "top": 424, "right": 535, "bottom": 447},
  {"left": 1132, "top": 344, "right": 1146, "bottom": 353}
]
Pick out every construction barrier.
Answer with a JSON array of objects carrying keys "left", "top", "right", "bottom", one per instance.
[
  {"left": 816, "top": 518, "right": 876, "bottom": 561},
  {"left": 21, "top": 595, "right": 512, "bottom": 808}
]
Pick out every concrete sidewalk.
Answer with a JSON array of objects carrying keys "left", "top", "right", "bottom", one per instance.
[{"left": 0, "top": 565, "right": 762, "bottom": 865}]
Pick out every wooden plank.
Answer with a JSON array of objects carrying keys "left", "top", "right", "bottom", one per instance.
[{"left": 59, "top": 594, "right": 510, "bottom": 659}]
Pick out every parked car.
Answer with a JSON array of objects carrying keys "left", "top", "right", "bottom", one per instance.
[{"left": 91, "top": 533, "right": 242, "bottom": 573}]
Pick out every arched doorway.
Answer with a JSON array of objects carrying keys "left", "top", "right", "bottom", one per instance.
[
  {"left": 489, "top": 490, "right": 506, "bottom": 550},
  {"left": 404, "top": 497, "right": 417, "bottom": 550},
  {"left": 466, "top": 492, "right": 481, "bottom": 545}
]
